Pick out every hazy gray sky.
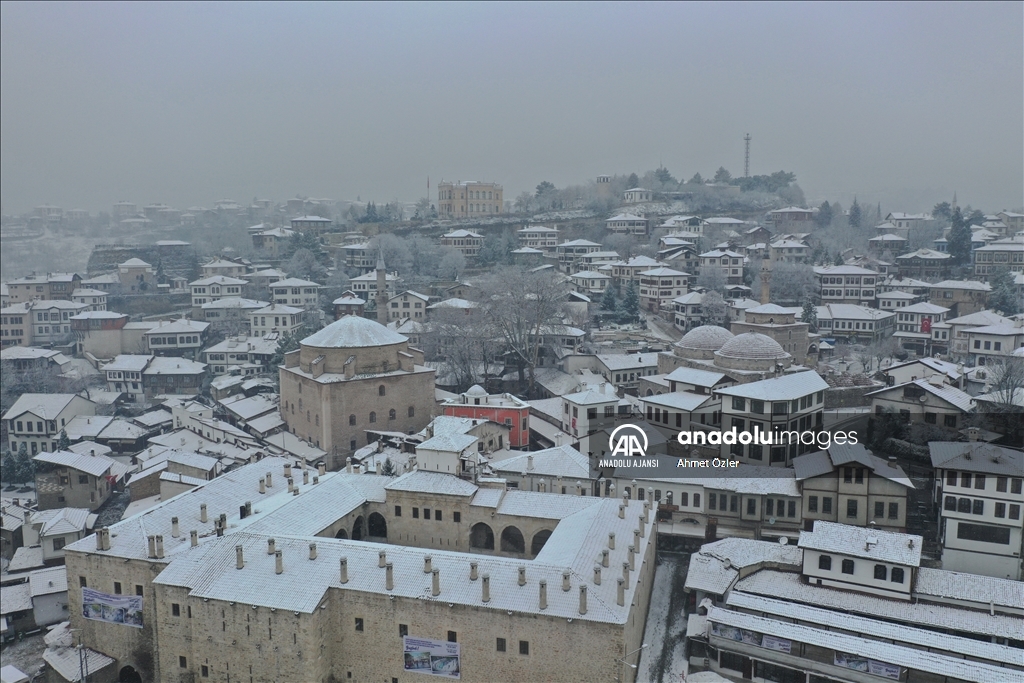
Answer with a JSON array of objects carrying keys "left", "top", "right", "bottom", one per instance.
[{"left": 2, "top": 2, "right": 1021, "bottom": 214}]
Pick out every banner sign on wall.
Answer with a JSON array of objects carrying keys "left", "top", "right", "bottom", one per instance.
[
  {"left": 403, "top": 635, "right": 461, "bottom": 679},
  {"left": 81, "top": 588, "right": 143, "bottom": 628}
]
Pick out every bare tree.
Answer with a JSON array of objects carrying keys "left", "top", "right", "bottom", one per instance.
[
  {"left": 421, "top": 307, "right": 496, "bottom": 392},
  {"left": 699, "top": 290, "right": 729, "bottom": 327},
  {"left": 768, "top": 261, "right": 816, "bottom": 305},
  {"left": 437, "top": 249, "right": 466, "bottom": 280},
  {"left": 696, "top": 266, "right": 727, "bottom": 296},
  {"left": 475, "top": 267, "right": 570, "bottom": 394}
]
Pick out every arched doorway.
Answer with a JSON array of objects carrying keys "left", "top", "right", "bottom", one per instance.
[
  {"left": 119, "top": 666, "right": 142, "bottom": 683},
  {"left": 335, "top": 528, "right": 349, "bottom": 539},
  {"left": 368, "top": 512, "right": 387, "bottom": 539},
  {"left": 530, "top": 529, "right": 552, "bottom": 556},
  {"left": 500, "top": 526, "right": 525, "bottom": 554},
  {"left": 470, "top": 522, "right": 494, "bottom": 550},
  {"left": 351, "top": 516, "right": 364, "bottom": 541}
]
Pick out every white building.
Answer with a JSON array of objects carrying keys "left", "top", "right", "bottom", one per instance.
[
  {"left": 569, "top": 270, "right": 612, "bottom": 296},
  {"left": 270, "top": 278, "right": 322, "bottom": 308},
  {"left": 249, "top": 304, "right": 304, "bottom": 337},
  {"left": 637, "top": 267, "right": 689, "bottom": 312},
  {"left": 605, "top": 213, "right": 649, "bottom": 235},
  {"left": 813, "top": 265, "right": 879, "bottom": 306},
  {"left": 622, "top": 188, "right": 652, "bottom": 204},
  {"left": 813, "top": 304, "right": 895, "bottom": 344},
  {"left": 3, "top": 393, "right": 96, "bottom": 455},
  {"left": 71, "top": 288, "right": 108, "bottom": 311},
  {"left": 103, "top": 354, "right": 151, "bottom": 402},
  {"left": 965, "top": 321, "right": 1024, "bottom": 366},
  {"left": 930, "top": 441, "right": 1023, "bottom": 580},
  {"left": 517, "top": 225, "right": 559, "bottom": 250},
  {"left": 189, "top": 275, "right": 248, "bottom": 307}
]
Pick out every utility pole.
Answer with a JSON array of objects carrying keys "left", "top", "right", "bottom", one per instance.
[{"left": 744, "top": 133, "right": 751, "bottom": 178}]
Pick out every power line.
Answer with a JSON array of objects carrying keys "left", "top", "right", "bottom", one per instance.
[{"left": 743, "top": 133, "right": 751, "bottom": 178}]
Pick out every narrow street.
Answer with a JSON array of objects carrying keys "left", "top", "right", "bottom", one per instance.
[{"left": 636, "top": 551, "right": 690, "bottom": 682}]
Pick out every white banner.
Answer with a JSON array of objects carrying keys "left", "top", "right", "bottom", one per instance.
[
  {"left": 81, "top": 587, "right": 143, "bottom": 628},
  {"left": 761, "top": 635, "right": 792, "bottom": 654},
  {"left": 403, "top": 635, "right": 461, "bottom": 679},
  {"left": 834, "top": 652, "right": 901, "bottom": 681}
]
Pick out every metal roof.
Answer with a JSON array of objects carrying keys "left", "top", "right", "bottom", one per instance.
[
  {"left": 715, "top": 371, "right": 827, "bottom": 402},
  {"left": 798, "top": 520, "right": 922, "bottom": 566}
]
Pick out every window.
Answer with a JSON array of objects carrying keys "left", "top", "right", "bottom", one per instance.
[
  {"left": 873, "top": 564, "right": 887, "bottom": 580},
  {"left": 765, "top": 499, "right": 773, "bottom": 516},
  {"left": 972, "top": 500, "right": 984, "bottom": 515},
  {"left": 956, "top": 522, "right": 1010, "bottom": 545},
  {"left": 201, "top": 665, "right": 209, "bottom": 678},
  {"left": 349, "top": 414, "right": 356, "bottom": 426},
  {"left": 519, "top": 641, "right": 530, "bottom": 655},
  {"left": 729, "top": 495, "right": 738, "bottom": 513},
  {"left": 399, "top": 624, "right": 408, "bottom": 637},
  {"left": 113, "top": 582, "right": 122, "bottom": 595},
  {"left": 746, "top": 498, "right": 756, "bottom": 515},
  {"left": 447, "top": 631, "right": 457, "bottom": 643},
  {"left": 179, "top": 656, "right": 187, "bottom": 669},
  {"left": 408, "top": 406, "right": 415, "bottom": 417},
  {"left": 975, "top": 475, "right": 985, "bottom": 490},
  {"left": 995, "top": 503, "right": 1006, "bottom": 518},
  {"left": 693, "top": 493, "right": 700, "bottom": 507},
  {"left": 891, "top": 567, "right": 905, "bottom": 583},
  {"left": 996, "top": 477, "right": 1008, "bottom": 492},
  {"left": 423, "top": 508, "right": 431, "bottom": 519},
  {"left": 751, "top": 400, "right": 764, "bottom": 414},
  {"left": 947, "top": 471, "right": 957, "bottom": 486},
  {"left": 843, "top": 467, "right": 853, "bottom": 483},
  {"left": 818, "top": 555, "right": 832, "bottom": 570},
  {"left": 855, "top": 468, "right": 864, "bottom": 484},
  {"left": 412, "top": 508, "right": 419, "bottom": 519},
  {"left": 389, "top": 409, "right": 396, "bottom": 421},
  {"left": 720, "top": 652, "right": 745, "bottom": 672},
  {"left": 888, "top": 502, "right": 899, "bottom": 519},
  {"left": 1012, "top": 479, "right": 1023, "bottom": 494},
  {"left": 846, "top": 500, "right": 858, "bottom": 518},
  {"left": 957, "top": 497, "right": 971, "bottom": 513},
  {"left": 1010, "top": 505, "right": 1021, "bottom": 520},
  {"left": 52, "top": 537, "right": 66, "bottom": 551},
  {"left": 924, "top": 412, "right": 936, "bottom": 424},
  {"left": 435, "top": 510, "right": 442, "bottom": 521},
  {"left": 79, "top": 576, "right": 87, "bottom": 588},
  {"left": 378, "top": 385, "right": 386, "bottom": 396},
  {"left": 496, "top": 638, "right": 506, "bottom": 652},
  {"left": 369, "top": 412, "right": 376, "bottom": 423},
  {"left": 172, "top": 603, "right": 181, "bottom": 616},
  {"left": 808, "top": 496, "right": 818, "bottom": 513},
  {"left": 453, "top": 511, "right": 461, "bottom": 523},
  {"left": 394, "top": 506, "right": 402, "bottom": 517},
  {"left": 943, "top": 414, "right": 957, "bottom": 428},
  {"left": 841, "top": 559, "right": 855, "bottom": 574},
  {"left": 355, "top": 618, "right": 364, "bottom": 631},
  {"left": 731, "top": 397, "right": 745, "bottom": 411}
]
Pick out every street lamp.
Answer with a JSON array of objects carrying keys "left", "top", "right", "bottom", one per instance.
[{"left": 615, "top": 643, "right": 650, "bottom": 682}]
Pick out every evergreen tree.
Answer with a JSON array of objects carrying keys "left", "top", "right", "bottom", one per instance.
[
  {"left": 688, "top": 173, "right": 704, "bottom": 185},
  {"left": 712, "top": 167, "right": 732, "bottom": 184},
  {"left": 801, "top": 299, "right": 818, "bottom": 332},
  {"left": 57, "top": 429, "right": 70, "bottom": 451},
  {"left": 601, "top": 286, "right": 617, "bottom": 311},
  {"left": 626, "top": 173, "right": 640, "bottom": 189},
  {"left": 989, "top": 268, "right": 1022, "bottom": 316},
  {"left": 814, "top": 201, "right": 833, "bottom": 228},
  {"left": 619, "top": 282, "right": 640, "bottom": 323},
  {"left": 2, "top": 451, "right": 16, "bottom": 484},
  {"left": 14, "top": 443, "right": 32, "bottom": 485},
  {"left": 833, "top": 252, "right": 845, "bottom": 266},
  {"left": 932, "top": 201, "right": 952, "bottom": 220},
  {"left": 848, "top": 198, "right": 862, "bottom": 229},
  {"left": 947, "top": 207, "right": 972, "bottom": 265},
  {"left": 381, "top": 457, "right": 397, "bottom": 477}
]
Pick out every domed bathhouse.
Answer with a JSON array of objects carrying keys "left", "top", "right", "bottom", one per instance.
[
  {"left": 280, "top": 315, "right": 436, "bottom": 468},
  {"left": 730, "top": 302, "right": 819, "bottom": 365},
  {"left": 656, "top": 324, "right": 799, "bottom": 385}
]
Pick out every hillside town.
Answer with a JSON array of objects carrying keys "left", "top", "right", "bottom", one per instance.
[{"left": 1, "top": 176, "right": 1022, "bottom": 683}]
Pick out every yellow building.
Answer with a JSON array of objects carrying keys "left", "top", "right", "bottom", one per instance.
[{"left": 438, "top": 181, "right": 503, "bottom": 218}]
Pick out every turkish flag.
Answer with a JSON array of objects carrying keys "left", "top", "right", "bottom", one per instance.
[{"left": 921, "top": 317, "right": 932, "bottom": 333}]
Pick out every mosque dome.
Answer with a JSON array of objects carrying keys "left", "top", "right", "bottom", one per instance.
[
  {"left": 714, "top": 332, "right": 792, "bottom": 371},
  {"left": 674, "top": 325, "right": 734, "bottom": 360}
]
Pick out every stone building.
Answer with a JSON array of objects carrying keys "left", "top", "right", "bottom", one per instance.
[
  {"left": 280, "top": 316, "right": 436, "bottom": 466},
  {"left": 729, "top": 303, "right": 815, "bottom": 365},
  {"left": 657, "top": 326, "right": 798, "bottom": 386},
  {"left": 437, "top": 181, "right": 503, "bottom": 218},
  {"left": 63, "top": 460, "right": 655, "bottom": 683}
]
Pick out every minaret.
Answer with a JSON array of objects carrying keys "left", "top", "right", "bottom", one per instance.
[
  {"left": 759, "top": 257, "right": 771, "bottom": 305},
  {"left": 951, "top": 192, "right": 958, "bottom": 213},
  {"left": 375, "top": 250, "right": 388, "bottom": 325}
]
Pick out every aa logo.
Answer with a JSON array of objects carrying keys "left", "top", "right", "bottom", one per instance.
[{"left": 609, "top": 424, "right": 648, "bottom": 457}]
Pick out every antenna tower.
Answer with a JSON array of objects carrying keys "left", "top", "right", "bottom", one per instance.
[{"left": 743, "top": 133, "right": 751, "bottom": 177}]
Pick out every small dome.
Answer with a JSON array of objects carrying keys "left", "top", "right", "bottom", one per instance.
[
  {"left": 676, "top": 325, "right": 734, "bottom": 351},
  {"left": 465, "top": 384, "right": 488, "bottom": 396},
  {"left": 715, "top": 332, "right": 789, "bottom": 361},
  {"left": 302, "top": 316, "right": 407, "bottom": 349}
]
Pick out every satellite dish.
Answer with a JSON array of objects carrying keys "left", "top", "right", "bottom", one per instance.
[
  {"left": 768, "top": 517, "right": 777, "bottom": 525},
  {"left": 919, "top": 395, "right": 928, "bottom": 403},
  {"left": 778, "top": 536, "right": 788, "bottom": 545}
]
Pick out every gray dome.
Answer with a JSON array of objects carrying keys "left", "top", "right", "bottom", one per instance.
[
  {"left": 302, "top": 316, "right": 407, "bottom": 349},
  {"left": 715, "top": 332, "right": 789, "bottom": 361},
  {"left": 676, "top": 325, "right": 734, "bottom": 351}
]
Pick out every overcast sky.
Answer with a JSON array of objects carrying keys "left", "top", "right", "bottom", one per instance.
[{"left": 2, "top": 2, "right": 1021, "bottom": 214}]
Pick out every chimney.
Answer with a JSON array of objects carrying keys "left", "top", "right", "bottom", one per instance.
[
  {"left": 637, "top": 516, "right": 645, "bottom": 538},
  {"left": 424, "top": 555, "right": 433, "bottom": 574},
  {"left": 259, "top": 478, "right": 266, "bottom": 494},
  {"left": 219, "top": 513, "right": 227, "bottom": 531},
  {"left": 538, "top": 580, "right": 548, "bottom": 610},
  {"left": 170, "top": 516, "right": 180, "bottom": 538},
  {"left": 628, "top": 545, "right": 636, "bottom": 571},
  {"left": 275, "top": 550, "right": 283, "bottom": 574},
  {"left": 340, "top": 557, "right": 349, "bottom": 584},
  {"left": 608, "top": 483, "right": 616, "bottom": 497},
  {"left": 103, "top": 528, "right": 111, "bottom": 550},
  {"left": 146, "top": 534, "right": 157, "bottom": 557},
  {"left": 575, "top": 481, "right": 582, "bottom": 496},
  {"left": 303, "top": 470, "right": 309, "bottom": 485},
  {"left": 268, "top": 538, "right": 276, "bottom": 555},
  {"left": 309, "top": 543, "right": 317, "bottom": 560},
  {"left": 385, "top": 562, "right": 394, "bottom": 591},
  {"left": 376, "top": 461, "right": 383, "bottom": 475},
  {"left": 155, "top": 535, "right": 164, "bottom": 559},
  {"left": 527, "top": 455, "right": 534, "bottom": 471},
  {"left": 578, "top": 585, "right": 587, "bottom": 615},
  {"left": 266, "top": 472, "right": 273, "bottom": 487},
  {"left": 200, "top": 503, "right": 208, "bottom": 523},
  {"left": 236, "top": 545, "right": 244, "bottom": 569},
  {"left": 593, "top": 565, "right": 602, "bottom": 585},
  {"left": 287, "top": 478, "right": 295, "bottom": 493},
  {"left": 634, "top": 529, "right": 641, "bottom": 549},
  {"left": 481, "top": 573, "right": 490, "bottom": 603},
  {"left": 622, "top": 562, "right": 630, "bottom": 589},
  {"left": 518, "top": 566, "right": 527, "bottom": 586},
  {"left": 618, "top": 504, "right": 625, "bottom": 519},
  {"left": 245, "top": 501, "right": 252, "bottom": 517},
  {"left": 643, "top": 500, "right": 650, "bottom": 524},
  {"left": 379, "top": 550, "right": 387, "bottom": 568},
  {"left": 346, "top": 457, "right": 353, "bottom": 474},
  {"left": 284, "top": 463, "right": 292, "bottom": 478},
  {"left": 96, "top": 530, "right": 104, "bottom": 551},
  {"left": 887, "top": 456, "right": 897, "bottom": 468},
  {"left": 562, "top": 569, "right": 571, "bottom": 592},
  {"left": 431, "top": 568, "right": 440, "bottom": 597},
  {"left": 617, "top": 577, "right": 625, "bottom": 606},
  {"left": 601, "top": 549, "right": 609, "bottom": 568},
  {"left": 313, "top": 476, "right": 319, "bottom": 485},
  {"left": 190, "top": 530, "right": 198, "bottom": 547},
  {"left": 967, "top": 427, "right": 980, "bottom": 442},
  {"left": 318, "top": 462, "right": 326, "bottom": 476},
  {"left": 608, "top": 532, "right": 615, "bottom": 550}
]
